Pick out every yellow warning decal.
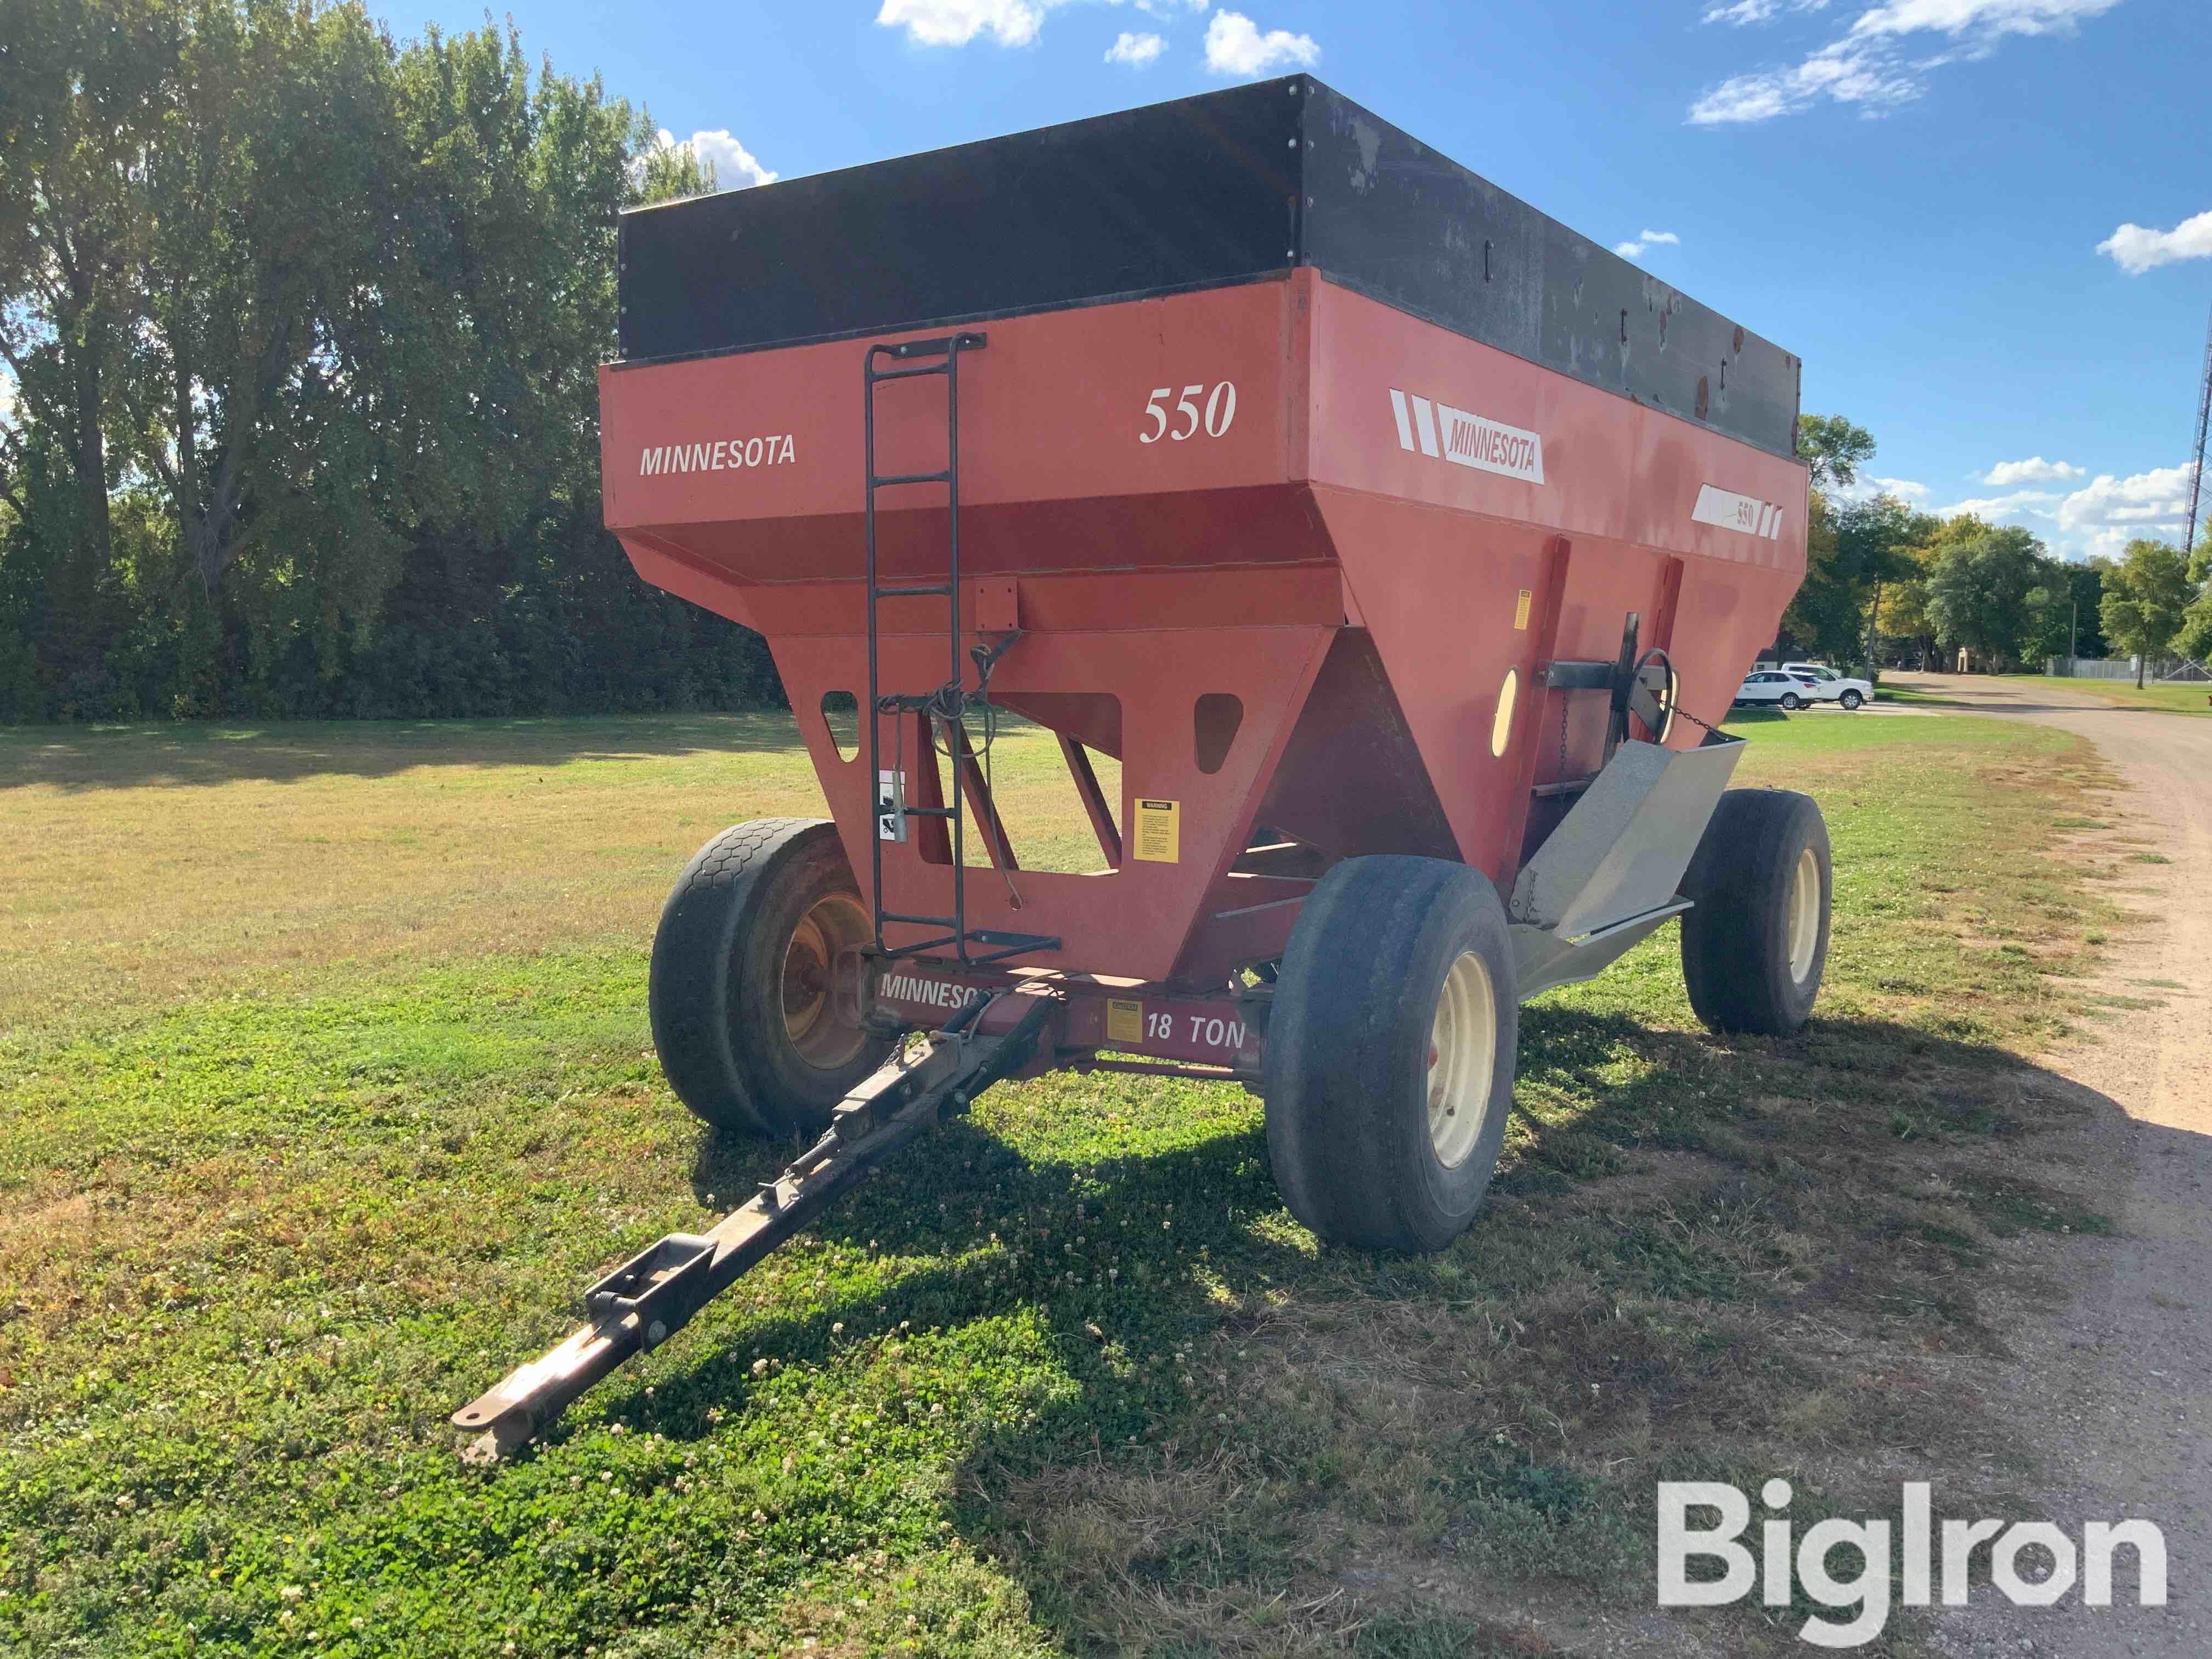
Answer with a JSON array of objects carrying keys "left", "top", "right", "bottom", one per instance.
[
  {"left": 1132, "top": 798, "right": 1181, "bottom": 863},
  {"left": 1513, "top": 589, "right": 1533, "bottom": 631},
  {"left": 1105, "top": 998, "right": 1144, "bottom": 1045}
]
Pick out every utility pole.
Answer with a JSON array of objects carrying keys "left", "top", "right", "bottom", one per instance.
[{"left": 2185, "top": 298, "right": 2212, "bottom": 562}]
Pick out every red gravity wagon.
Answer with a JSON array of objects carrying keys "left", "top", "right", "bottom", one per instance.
[{"left": 457, "top": 77, "right": 1825, "bottom": 1459}]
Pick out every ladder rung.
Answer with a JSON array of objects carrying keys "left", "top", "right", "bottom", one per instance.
[
  {"left": 870, "top": 362, "right": 952, "bottom": 383},
  {"left": 882, "top": 937, "right": 961, "bottom": 961},
  {"left": 882, "top": 912, "right": 960, "bottom": 928},
  {"left": 873, "top": 334, "right": 985, "bottom": 362},
  {"left": 871, "top": 471, "right": 952, "bottom": 487},
  {"left": 966, "top": 933, "right": 1062, "bottom": 963},
  {"left": 897, "top": 805, "right": 957, "bottom": 819},
  {"left": 873, "top": 584, "right": 952, "bottom": 599}
]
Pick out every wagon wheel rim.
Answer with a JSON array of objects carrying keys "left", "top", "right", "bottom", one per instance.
[
  {"left": 781, "top": 893, "right": 873, "bottom": 1068},
  {"left": 1427, "top": 951, "right": 1498, "bottom": 1169},
  {"left": 1785, "top": 847, "right": 1821, "bottom": 983}
]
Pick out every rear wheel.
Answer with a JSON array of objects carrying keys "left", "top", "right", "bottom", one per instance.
[
  {"left": 1779, "top": 691, "right": 1804, "bottom": 710},
  {"left": 1678, "top": 790, "right": 1831, "bottom": 1036},
  {"left": 649, "top": 819, "right": 891, "bottom": 1136},
  {"left": 1263, "top": 856, "right": 1519, "bottom": 1253},
  {"left": 1839, "top": 689, "right": 1865, "bottom": 710}
]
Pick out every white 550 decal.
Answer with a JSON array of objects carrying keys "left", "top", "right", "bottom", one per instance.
[
  {"left": 1691, "top": 484, "right": 1786, "bottom": 540},
  {"left": 1388, "top": 388, "right": 1544, "bottom": 484}
]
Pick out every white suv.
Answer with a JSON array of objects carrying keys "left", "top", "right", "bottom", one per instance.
[
  {"left": 1780, "top": 662, "right": 1873, "bottom": 711},
  {"left": 1735, "top": 669, "right": 1810, "bottom": 708}
]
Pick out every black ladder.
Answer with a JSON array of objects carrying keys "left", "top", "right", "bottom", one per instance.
[{"left": 862, "top": 332, "right": 1057, "bottom": 969}]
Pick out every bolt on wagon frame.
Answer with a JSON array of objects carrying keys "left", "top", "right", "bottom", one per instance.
[{"left": 455, "top": 77, "right": 1830, "bottom": 1460}]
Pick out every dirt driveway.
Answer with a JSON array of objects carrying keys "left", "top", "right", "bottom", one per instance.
[{"left": 1888, "top": 673, "right": 2210, "bottom": 1657}]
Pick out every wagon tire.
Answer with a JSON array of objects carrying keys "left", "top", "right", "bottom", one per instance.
[
  {"left": 1839, "top": 689, "right": 1865, "bottom": 710},
  {"left": 1263, "top": 856, "right": 1519, "bottom": 1254},
  {"left": 649, "top": 819, "right": 890, "bottom": 1138},
  {"left": 1678, "top": 789, "right": 1831, "bottom": 1037}
]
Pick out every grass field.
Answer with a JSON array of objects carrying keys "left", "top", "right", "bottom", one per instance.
[
  {"left": 1992, "top": 673, "right": 2212, "bottom": 716},
  {"left": 0, "top": 709, "right": 2147, "bottom": 1657}
]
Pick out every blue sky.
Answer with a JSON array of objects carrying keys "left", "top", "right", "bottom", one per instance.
[{"left": 410, "top": 0, "right": 2209, "bottom": 560}]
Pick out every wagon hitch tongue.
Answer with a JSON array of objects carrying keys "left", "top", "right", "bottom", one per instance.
[{"left": 450, "top": 988, "right": 1060, "bottom": 1463}]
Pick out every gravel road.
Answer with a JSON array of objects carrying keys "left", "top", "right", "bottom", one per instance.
[{"left": 1889, "top": 674, "right": 2210, "bottom": 1658}]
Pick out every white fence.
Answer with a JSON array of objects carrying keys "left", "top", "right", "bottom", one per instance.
[{"left": 2047, "top": 656, "right": 2177, "bottom": 681}]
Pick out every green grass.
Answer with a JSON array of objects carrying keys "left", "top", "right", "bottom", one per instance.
[
  {"left": 1992, "top": 673, "right": 2212, "bottom": 716},
  {"left": 0, "top": 710, "right": 2126, "bottom": 1657},
  {"left": 1871, "top": 684, "right": 1964, "bottom": 706}
]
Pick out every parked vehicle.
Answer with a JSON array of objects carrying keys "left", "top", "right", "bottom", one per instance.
[
  {"left": 1781, "top": 662, "right": 1872, "bottom": 710},
  {"left": 1737, "top": 669, "right": 1810, "bottom": 709}
]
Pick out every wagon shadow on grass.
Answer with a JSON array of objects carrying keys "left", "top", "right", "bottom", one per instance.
[
  {"left": 0, "top": 710, "right": 813, "bottom": 792},
  {"left": 578, "top": 1003, "right": 2132, "bottom": 1655}
]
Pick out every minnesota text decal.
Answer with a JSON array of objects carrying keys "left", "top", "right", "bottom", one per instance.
[{"left": 1388, "top": 388, "right": 1545, "bottom": 484}]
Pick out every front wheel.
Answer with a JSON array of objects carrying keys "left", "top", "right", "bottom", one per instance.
[
  {"left": 1263, "top": 857, "right": 1519, "bottom": 1253},
  {"left": 1839, "top": 689, "right": 1865, "bottom": 710},
  {"left": 1679, "top": 790, "right": 1831, "bottom": 1036},
  {"left": 649, "top": 820, "right": 891, "bottom": 1137}
]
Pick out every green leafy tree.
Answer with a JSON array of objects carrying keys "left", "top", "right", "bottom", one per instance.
[
  {"left": 2176, "top": 532, "right": 2212, "bottom": 663},
  {"left": 2018, "top": 557, "right": 2105, "bottom": 665},
  {"left": 0, "top": 0, "right": 174, "bottom": 699},
  {"left": 1797, "top": 414, "right": 1875, "bottom": 491},
  {"left": 2100, "top": 539, "right": 2194, "bottom": 686},
  {"left": 0, "top": 2, "right": 775, "bottom": 721},
  {"left": 1875, "top": 540, "right": 1938, "bottom": 669},
  {"left": 1782, "top": 488, "right": 1933, "bottom": 667},
  {"left": 1925, "top": 522, "right": 2051, "bottom": 670}
]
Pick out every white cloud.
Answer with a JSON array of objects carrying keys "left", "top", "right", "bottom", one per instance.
[
  {"left": 1702, "top": 0, "right": 1831, "bottom": 23},
  {"left": 1204, "top": 11, "right": 1319, "bottom": 75},
  {"left": 2097, "top": 210, "right": 2212, "bottom": 275},
  {"left": 877, "top": 0, "right": 1204, "bottom": 51},
  {"left": 1927, "top": 462, "right": 2199, "bottom": 558},
  {"left": 1690, "top": 41, "right": 1919, "bottom": 123},
  {"left": 1835, "top": 473, "right": 1930, "bottom": 503},
  {"left": 2055, "top": 464, "right": 2196, "bottom": 537},
  {"left": 637, "top": 129, "right": 778, "bottom": 193},
  {"left": 1929, "top": 488, "right": 2059, "bottom": 520},
  {"left": 1613, "top": 229, "right": 1683, "bottom": 258},
  {"left": 877, "top": 0, "right": 1048, "bottom": 48},
  {"left": 683, "top": 131, "right": 777, "bottom": 189},
  {"left": 1689, "top": 0, "right": 2120, "bottom": 126},
  {"left": 1978, "top": 456, "right": 2083, "bottom": 486},
  {"left": 1106, "top": 29, "right": 1166, "bottom": 63}
]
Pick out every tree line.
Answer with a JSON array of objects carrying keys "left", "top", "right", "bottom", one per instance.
[
  {"left": 4, "top": 7, "right": 2205, "bottom": 725},
  {"left": 1, "top": 0, "right": 775, "bottom": 723},
  {"left": 1785, "top": 416, "right": 2211, "bottom": 685}
]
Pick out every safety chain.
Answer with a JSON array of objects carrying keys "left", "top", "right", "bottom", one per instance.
[{"left": 1670, "top": 702, "right": 1727, "bottom": 738}]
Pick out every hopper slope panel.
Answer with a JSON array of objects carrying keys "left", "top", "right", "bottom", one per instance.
[
  {"left": 1310, "top": 485, "right": 1800, "bottom": 879},
  {"left": 1305, "top": 280, "right": 1809, "bottom": 571},
  {"left": 599, "top": 280, "right": 1310, "bottom": 590},
  {"left": 774, "top": 624, "right": 1337, "bottom": 985}
]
